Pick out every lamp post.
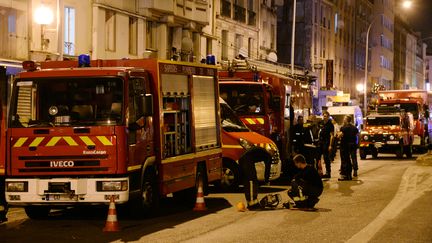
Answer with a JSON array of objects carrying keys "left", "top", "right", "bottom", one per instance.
[
  {"left": 363, "top": 19, "right": 376, "bottom": 116},
  {"left": 290, "top": 0, "right": 296, "bottom": 75},
  {"left": 34, "top": 5, "right": 54, "bottom": 51},
  {"left": 363, "top": 1, "right": 412, "bottom": 115}
]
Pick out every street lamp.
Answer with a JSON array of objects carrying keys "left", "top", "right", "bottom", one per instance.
[
  {"left": 402, "top": 0, "right": 413, "bottom": 9},
  {"left": 34, "top": 5, "right": 54, "bottom": 51},
  {"left": 363, "top": 18, "right": 376, "bottom": 116},
  {"left": 290, "top": 0, "right": 296, "bottom": 75}
]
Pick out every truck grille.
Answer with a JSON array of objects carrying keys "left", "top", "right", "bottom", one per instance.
[{"left": 17, "top": 155, "right": 109, "bottom": 173}]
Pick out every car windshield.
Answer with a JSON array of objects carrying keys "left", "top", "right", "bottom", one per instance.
[
  {"left": 366, "top": 116, "right": 400, "bottom": 126},
  {"left": 220, "top": 102, "right": 249, "bottom": 132},
  {"left": 331, "top": 114, "right": 354, "bottom": 126},
  {"left": 219, "top": 84, "right": 264, "bottom": 115},
  {"left": 10, "top": 77, "right": 123, "bottom": 127}
]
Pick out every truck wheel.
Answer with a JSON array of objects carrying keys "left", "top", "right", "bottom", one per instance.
[
  {"left": 359, "top": 149, "right": 367, "bottom": 160},
  {"left": 24, "top": 206, "right": 50, "bottom": 219},
  {"left": 405, "top": 145, "right": 413, "bottom": 158},
  {"left": 133, "top": 168, "right": 159, "bottom": 217},
  {"left": 371, "top": 149, "right": 378, "bottom": 159},
  {"left": 219, "top": 160, "right": 240, "bottom": 191},
  {"left": 396, "top": 146, "right": 404, "bottom": 158}
]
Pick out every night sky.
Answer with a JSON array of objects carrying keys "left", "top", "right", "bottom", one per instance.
[{"left": 404, "top": 0, "right": 432, "bottom": 37}]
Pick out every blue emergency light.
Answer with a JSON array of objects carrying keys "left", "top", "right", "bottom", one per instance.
[{"left": 78, "top": 54, "right": 91, "bottom": 67}]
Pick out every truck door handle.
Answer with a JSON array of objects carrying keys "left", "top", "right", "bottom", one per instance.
[
  {"left": 29, "top": 146, "right": 37, "bottom": 151},
  {"left": 87, "top": 145, "right": 96, "bottom": 150}
]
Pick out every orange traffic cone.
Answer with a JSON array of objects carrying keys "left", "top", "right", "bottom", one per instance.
[
  {"left": 193, "top": 174, "right": 207, "bottom": 211},
  {"left": 103, "top": 196, "right": 120, "bottom": 232}
]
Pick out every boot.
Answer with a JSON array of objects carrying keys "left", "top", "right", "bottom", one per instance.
[{"left": 353, "top": 170, "right": 358, "bottom": 177}]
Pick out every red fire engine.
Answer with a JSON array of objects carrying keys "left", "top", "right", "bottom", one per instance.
[
  {"left": 218, "top": 62, "right": 312, "bottom": 175},
  {"left": 377, "top": 90, "right": 432, "bottom": 151},
  {"left": 1, "top": 67, "right": 7, "bottom": 220},
  {"left": 5, "top": 57, "right": 222, "bottom": 218}
]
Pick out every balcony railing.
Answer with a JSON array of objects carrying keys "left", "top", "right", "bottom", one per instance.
[
  {"left": 248, "top": 10, "right": 256, "bottom": 26},
  {"left": 221, "top": 0, "right": 231, "bottom": 18},
  {"left": 234, "top": 4, "right": 246, "bottom": 23}
]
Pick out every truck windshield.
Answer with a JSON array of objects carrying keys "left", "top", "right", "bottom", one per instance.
[
  {"left": 379, "top": 103, "right": 419, "bottom": 119},
  {"left": 220, "top": 102, "right": 249, "bottom": 132},
  {"left": 220, "top": 84, "right": 264, "bottom": 115},
  {"left": 10, "top": 77, "right": 123, "bottom": 127},
  {"left": 366, "top": 116, "right": 400, "bottom": 126}
]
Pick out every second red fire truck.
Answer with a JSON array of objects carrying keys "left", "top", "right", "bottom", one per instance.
[
  {"left": 5, "top": 57, "right": 222, "bottom": 218},
  {"left": 219, "top": 61, "right": 312, "bottom": 176}
]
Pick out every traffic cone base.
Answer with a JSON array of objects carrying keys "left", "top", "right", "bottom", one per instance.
[
  {"left": 193, "top": 175, "right": 207, "bottom": 211},
  {"left": 103, "top": 196, "right": 120, "bottom": 232}
]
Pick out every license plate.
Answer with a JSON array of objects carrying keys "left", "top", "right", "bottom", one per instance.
[
  {"left": 46, "top": 194, "right": 61, "bottom": 201},
  {"left": 386, "top": 141, "right": 399, "bottom": 144}
]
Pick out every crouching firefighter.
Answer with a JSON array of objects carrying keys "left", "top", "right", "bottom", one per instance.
[
  {"left": 239, "top": 146, "right": 273, "bottom": 210},
  {"left": 284, "top": 154, "right": 323, "bottom": 209}
]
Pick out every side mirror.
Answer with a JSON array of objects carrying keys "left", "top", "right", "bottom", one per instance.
[{"left": 138, "top": 94, "right": 153, "bottom": 117}]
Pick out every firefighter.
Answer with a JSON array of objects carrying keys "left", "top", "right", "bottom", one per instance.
[
  {"left": 318, "top": 111, "right": 334, "bottom": 178},
  {"left": 238, "top": 147, "right": 272, "bottom": 210},
  {"left": 283, "top": 154, "right": 323, "bottom": 209},
  {"left": 338, "top": 115, "right": 359, "bottom": 181},
  {"left": 293, "top": 116, "right": 306, "bottom": 155}
]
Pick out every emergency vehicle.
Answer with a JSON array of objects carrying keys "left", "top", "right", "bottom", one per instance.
[
  {"left": 1, "top": 67, "right": 7, "bottom": 220},
  {"left": 5, "top": 57, "right": 222, "bottom": 218},
  {"left": 219, "top": 60, "right": 312, "bottom": 175},
  {"left": 378, "top": 90, "right": 432, "bottom": 151},
  {"left": 219, "top": 97, "right": 281, "bottom": 190},
  {"left": 359, "top": 107, "right": 414, "bottom": 159}
]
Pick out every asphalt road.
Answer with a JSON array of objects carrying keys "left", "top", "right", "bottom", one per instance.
[{"left": 1, "top": 152, "right": 432, "bottom": 243}]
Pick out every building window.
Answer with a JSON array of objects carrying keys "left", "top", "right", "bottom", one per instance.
[
  {"left": 206, "top": 37, "right": 213, "bottom": 55},
  {"left": 105, "top": 10, "right": 116, "bottom": 51},
  {"left": 248, "top": 37, "right": 253, "bottom": 58},
  {"left": 222, "top": 30, "right": 228, "bottom": 60},
  {"left": 146, "top": 21, "right": 156, "bottom": 50},
  {"left": 129, "top": 17, "right": 138, "bottom": 55},
  {"left": 235, "top": 34, "right": 243, "bottom": 55},
  {"left": 64, "top": 7, "right": 75, "bottom": 55},
  {"left": 8, "top": 11, "right": 16, "bottom": 33}
]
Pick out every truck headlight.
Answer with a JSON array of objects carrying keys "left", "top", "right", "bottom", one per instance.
[
  {"left": 389, "top": 135, "right": 395, "bottom": 140},
  {"left": 97, "top": 181, "right": 128, "bottom": 191},
  {"left": 363, "top": 135, "right": 369, "bottom": 141},
  {"left": 239, "top": 138, "right": 253, "bottom": 150},
  {"left": 6, "top": 181, "right": 28, "bottom": 192}
]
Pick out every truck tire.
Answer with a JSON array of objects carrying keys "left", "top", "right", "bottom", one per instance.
[
  {"left": 24, "top": 206, "right": 50, "bottom": 219},
  {"left": 396, "top": 145, "right": 404, "bottom": 158},
  {"left": 359, "top": 149, "right": 367, "bottom": 160},
  {"left": 371, "top": 148, "right": 378, "bottom": 159},
  {"left": 131, "top": 168, "right": 159, "bottom": 217},
  {"left": 219, "top": 160, "right": 240, "bottom": 191},
  {"left": 405, "top": 145, "right": 413, "bottom": 158}
]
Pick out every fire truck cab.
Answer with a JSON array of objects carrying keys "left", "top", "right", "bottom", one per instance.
[
  {"left": 378, "top": 90, "right": 432, "bottom": 151},
  {"left": 360, "top": 108, "right": 414, "bottom": 159},
  {"left": 5, "top": 57, "right": 222, "bottom": 218}
]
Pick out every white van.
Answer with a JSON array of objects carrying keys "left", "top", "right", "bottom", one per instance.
[{"left": 326, "top": 106, "right": 363, "bottom": 131}]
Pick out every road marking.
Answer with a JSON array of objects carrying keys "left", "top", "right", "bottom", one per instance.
[{"left": 347, "top": 165, "right": 432, "bottom": 242}]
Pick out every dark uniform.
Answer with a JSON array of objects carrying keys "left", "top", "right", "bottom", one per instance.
[
  {"left": 239, "top": 147, "right": 272, "bottom": 209},
  {"left": 318, "top": 119, "right": 334, "bottom": 177},
  {"left": 339, "top": 123, "right": 359, "bottom": 180},
  {"left": 288, "top": 165, "right": 323, "bottom": 208}
]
